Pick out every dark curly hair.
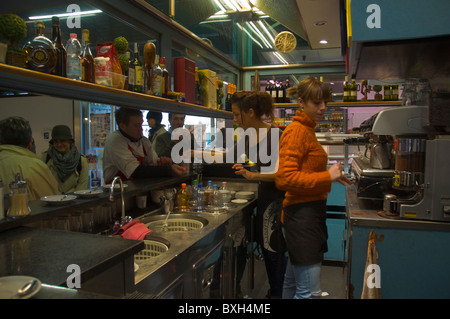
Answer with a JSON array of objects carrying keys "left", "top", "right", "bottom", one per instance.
[
  {"left": 0, "top": 116, "right": 32, "bottom": 148},
  {"left": 230, "top": 90, "right": 274, "bottom": 120}
]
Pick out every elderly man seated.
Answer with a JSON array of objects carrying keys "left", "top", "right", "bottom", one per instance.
[{"left": 0, "top": 116, "right": 59, "bottom": 200}]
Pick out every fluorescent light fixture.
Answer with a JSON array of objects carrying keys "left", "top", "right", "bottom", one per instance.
[
  {"left": 319, "top": 40, "right": 328, "bottom": 44},
  {"left": 236, "top": 22, "right": 263, "bottom": 48},
  {"left": 29, "top": 9, "right": 102, "bottom": 20},
  {"left": 247, "top": 21, "right": 272, "bottom": 48},
  {"left": 258, "top": 20, "right": 275, "bottom": 44},
  {"left": 214, "top": 0, "right": 227, "bottom": 12},
  {"left": 273, "top": 52, "right": 289, "bottom": 65}
]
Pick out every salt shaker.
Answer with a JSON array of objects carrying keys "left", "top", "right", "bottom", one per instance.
[{"left": 7, "top": 174, "right": 31, "bottom": 219}]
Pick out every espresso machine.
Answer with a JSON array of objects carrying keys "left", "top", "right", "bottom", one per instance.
[{"left": 368, "top": 105, "right": 450, "bottom": 222}]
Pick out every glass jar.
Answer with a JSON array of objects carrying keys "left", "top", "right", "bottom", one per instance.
[{"left": 7, "top": 178, "right": 31, "bottom": 218}]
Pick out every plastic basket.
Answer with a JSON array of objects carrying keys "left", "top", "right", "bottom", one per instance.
[
  {"left": 145, "top": 218, "right": 203, "bottom": 232},
  {"left": 134, "top": 240, "right": 169, "bottom": 261}
]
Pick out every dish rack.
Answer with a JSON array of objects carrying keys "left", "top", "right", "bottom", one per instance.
[
  {"left": 145, "top": 219, "right": 203, "bottom": 232},
  {"left": 134, "top": 240, "right": 169, "bottom": 261}
]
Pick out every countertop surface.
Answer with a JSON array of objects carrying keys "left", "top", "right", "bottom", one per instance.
[{"left": 0, "top": 227, "right": 144, "bottom": 287}]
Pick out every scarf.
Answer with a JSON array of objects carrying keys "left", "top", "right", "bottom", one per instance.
[{"left": 48, "top": 144, "right": 81, "bottom": 181}]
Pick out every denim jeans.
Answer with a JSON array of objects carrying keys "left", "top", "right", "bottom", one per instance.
[{"left": 282, "top": 258, "right": 322, "bottom": 299}]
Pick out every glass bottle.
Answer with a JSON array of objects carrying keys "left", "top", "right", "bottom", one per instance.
[
  {"left": 81, "top": 29, "right": 95, "bottom": 83},
  {"left": 384, "top": 84, "right": 391, "bottom": 101},
  {"left": 128, "top": 42, "right": 144, "bottom": 93},
  {"left": 160, "top": 56, "right": 169, "bottom": 97},
  {"left": 350, "top": 79, "right": 358, "bottom": 102},
  {"left": 343, "top": 76, "right": 350, "bottom": 102},
  {"left": 66, "top": 33, "right": 82, "bottom": 80},
  {"left": 176, "top": 183, "right": 190, "bottom": 211},
  {"left": 391, "top": 84, "right": 399, "bottom": 101},
  {"left": 23, "top": 21, "right": 57, "bottom": 73},
  {"left": 151, "top": 54, "right": 162, "bottom": 97},
  {"left": 7, "top": 174, "right": 31, "bottom": 218},
  {"left": 51, "top": 16, "right": 67, "bottom": 77}
]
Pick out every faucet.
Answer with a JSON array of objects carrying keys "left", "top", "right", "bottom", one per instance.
[{"left": 110, "top": 176, "right": 130, "bottom": 226}]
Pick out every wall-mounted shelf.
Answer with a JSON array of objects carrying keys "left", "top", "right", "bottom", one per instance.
[
  {"left": 275, "top": 101, "right": 402, "bottom": 108},
  {"left": 0, "top": 64, "right": 232, "bottom": 119}
]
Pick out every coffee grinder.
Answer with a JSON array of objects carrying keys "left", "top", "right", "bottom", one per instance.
[{"left": 371, "top": 105, "right": 450, "bottom": 222}]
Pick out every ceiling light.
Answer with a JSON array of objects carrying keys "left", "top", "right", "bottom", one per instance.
[
  {"left": 29, "top": 9, "right": 102, "bottom": 20},
  {"left": 319, "top": 40, "right": 328, "bottom": 44}
]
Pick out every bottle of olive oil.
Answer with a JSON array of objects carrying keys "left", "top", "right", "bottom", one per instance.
[{"left": 343, "top": 76, "right": 350, "bottom": 102}]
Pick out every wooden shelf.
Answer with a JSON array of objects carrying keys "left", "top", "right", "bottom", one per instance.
[
  {"left": 0, "top": 64, "right": 232, "bottom": 119},
  {"left": 275, "top": 101, "right": 402, "bottom": 108}
]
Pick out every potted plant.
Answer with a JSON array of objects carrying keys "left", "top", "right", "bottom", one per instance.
[
  {"left": 0, "top": 13, "right": 27, "bottom": 67},
  {"left": 373, "top": 85, "right": 382, "bottom": 101}
]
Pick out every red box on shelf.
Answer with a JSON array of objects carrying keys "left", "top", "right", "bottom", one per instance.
[{"left": 173, "top": 57, "right": 195, "bottom": 104}]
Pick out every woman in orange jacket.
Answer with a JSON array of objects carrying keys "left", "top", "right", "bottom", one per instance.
[{"left": 275, "top": 77, "right": 352, "bottom": 299}]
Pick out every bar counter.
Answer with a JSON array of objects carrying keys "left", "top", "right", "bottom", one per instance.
[{"left": 0, "top": 175, "right": 258, "bottom": 298}]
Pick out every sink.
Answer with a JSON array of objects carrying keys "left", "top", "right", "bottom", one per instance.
[
  {"left": 141, "top": 214, "right": 209, "bottom": 233},
  {"left": 134, "top": 236, "right": 170, "bottom": 261}
]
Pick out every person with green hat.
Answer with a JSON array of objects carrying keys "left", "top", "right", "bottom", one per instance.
[{"left": 42, "top": 125, "right": 89, "bottom": 194}]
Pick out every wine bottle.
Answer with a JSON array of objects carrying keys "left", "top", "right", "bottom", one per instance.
[
  {"left": 343, "top": 76, "right": 350, "bottom": 102},
  {"left": 160, "top": 56, "right": 169, "bottom": 97},
  {"left": 128, "top": 42, "right": 143, "bottom": 93},
  {"left": 350, "top": 79, "right": 357, "bottom": 102},
  {"left": 51, "top": 16, "right": 67, "bottom": 77},
  {"left": 81, "top": 29, "right": 95, "bottom": 83},
  {"left": 151, "top": 55, "right": 162, "bottom": 97},
  {"left": 23, "top": 21, "right": 57, "bottom": 74}
]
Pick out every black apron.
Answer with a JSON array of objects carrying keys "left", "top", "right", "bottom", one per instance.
[{"left": 283, "top": 200, "right": 328, "bottom": 265}]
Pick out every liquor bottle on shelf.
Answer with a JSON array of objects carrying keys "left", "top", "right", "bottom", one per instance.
[
  {"left": 51, "top": 16, "right": 67, "bottom": 77},
  {"left": 350, "top": 78, "right": 358, "bottom": 102},
  {"left": 151, "top": 55, "right": 162, "bottom": 97},
  {"left": 66, "top": 33, "right": 82, "bottom": 80},
  {"left": 128, "top": 42, "right": 143, "bottom": 93},
  {"left": 343, "top": 76, "right": 350, "bottom": 102},
  {"left": 279, "top": 81, "right": 286, "bottom": 103},
  {"left": 391, "top": 84, "right": 399, "bottom": 100},
  {"left": 160, "top": 56, "right": 169, "bottom": 97},
  {"left": 23, "top": 21, "right": 57, "bottom": 74},
  {"left": 284, "top": 79, "right": 291, "bottom": 102},
  {"left": 80, "top": 29, "right": 95, "bottom": 83},
  {"left": 384, "top": 84, "right": 391, "bottom": 101}
]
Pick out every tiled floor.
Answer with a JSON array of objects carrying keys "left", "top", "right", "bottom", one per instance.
[{"left": 240, "top": 258, "right": 348, "bottom": 299}]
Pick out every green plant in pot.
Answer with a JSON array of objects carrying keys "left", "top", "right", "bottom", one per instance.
[
  {"left": 373, "top": 85, "right": 382, "bottom": 101},
  {"left": 113, "top": 36, "right": 130, "bottom": 75},
  {"left": 0, "top": 13, "right": 27, "bottom": 67}
]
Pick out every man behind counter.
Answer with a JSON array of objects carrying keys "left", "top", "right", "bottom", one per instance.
[
  {"left": 154, "top": 113, "right": 200, "bottom": 159},
  {"left": 0, "top": 116, "right": 60, "bottom": 200},
  {"left": 103, "top": 108, "right": 185, "bottom": 184}
]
